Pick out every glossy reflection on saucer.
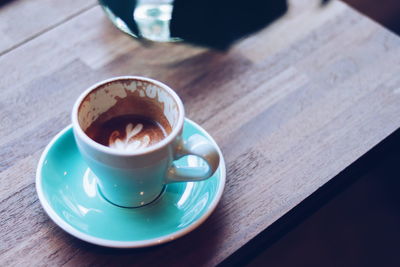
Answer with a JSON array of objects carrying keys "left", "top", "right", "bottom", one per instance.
[{"left": 36, "top": 119, "right": 225, "bottom": 248}]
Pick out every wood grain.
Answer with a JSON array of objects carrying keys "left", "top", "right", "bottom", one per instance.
[
  {"left": 0, "top": 0, "right": 96, "bottom": 55},
  {"left": 1, "top": 0, "right": 400, "bottom": 266}
]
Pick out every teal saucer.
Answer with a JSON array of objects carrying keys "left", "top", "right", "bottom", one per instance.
[{"left": 36, "top": 119, "right": 225, "bottom": 248}]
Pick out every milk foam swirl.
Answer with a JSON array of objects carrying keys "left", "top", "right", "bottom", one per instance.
[{"left": 109, "top": 123, "right": 150, "bottom": 151}]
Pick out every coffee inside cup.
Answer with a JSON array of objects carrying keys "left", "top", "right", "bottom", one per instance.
[{"left": 77, "top": 78, "right": 179, "bottom": 151}]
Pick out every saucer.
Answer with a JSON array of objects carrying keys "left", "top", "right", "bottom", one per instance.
[{"left": 36, "top": 118, "right": 225, "bottom": 248}]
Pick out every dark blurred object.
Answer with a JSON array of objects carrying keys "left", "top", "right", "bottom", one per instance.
[
  {"left": 170, "top": 0, "right": 287, "bottom": 49},
  {"left": 99, "top": 0, "right": 287, "bottom": 49},
  {"left": 0, "top": 0, "right": 15, "bottom": 9},
  {"left": 99, "top": 0, "right": 139, "bottom": 37}
]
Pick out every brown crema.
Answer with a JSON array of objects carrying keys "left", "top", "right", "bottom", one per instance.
[{"left": 82, "top": 88, "right": 172, "bottom": 151}]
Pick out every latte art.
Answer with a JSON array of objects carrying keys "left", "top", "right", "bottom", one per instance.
[
  {"left": 85, "top": 114, "right": 170, "bottom": 151},
  {"left": 109, "top": 123, "right": 151, "bottom": 150}
]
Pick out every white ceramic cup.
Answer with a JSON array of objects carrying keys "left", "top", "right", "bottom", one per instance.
[{"left": 71, "top": 76, "right": 219, "bottom": 208}]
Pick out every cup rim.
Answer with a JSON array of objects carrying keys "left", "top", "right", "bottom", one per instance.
[{"left": 71, "top": 76, "right": 185, "bottom": 157}]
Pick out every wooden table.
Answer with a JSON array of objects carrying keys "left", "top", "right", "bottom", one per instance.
[{"left": 1, "top": 0, "right": 400, "bottom": 265}]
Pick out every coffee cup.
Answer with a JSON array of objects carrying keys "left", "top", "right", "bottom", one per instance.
[{"left": 72, "top": 76, "right": 220, "bottom": 208}]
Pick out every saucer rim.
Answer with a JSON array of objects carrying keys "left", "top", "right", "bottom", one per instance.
[{"left": 35, "top": 118, "right": 226, "bottom": 248}]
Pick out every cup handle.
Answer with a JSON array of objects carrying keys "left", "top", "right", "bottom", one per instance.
[{"left": 165, "top": 134, "right": 220, "bottom": 183}]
